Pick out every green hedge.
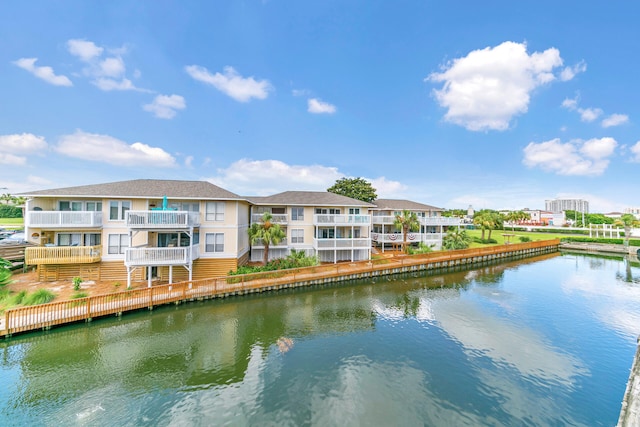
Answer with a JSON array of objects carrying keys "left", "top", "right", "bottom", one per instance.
[
  {"left": 0, "top": 205, "right": 22, "bottom": 218},
  {"left": 561, "top": 237, "right": 640, "bottom": 246}
]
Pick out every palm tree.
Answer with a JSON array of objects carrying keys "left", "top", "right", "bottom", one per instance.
[
  {"left": 442, "top": 227, "right": 471, "bottom": 250},
  {"left": 394, "top": 210, "right": 420, "bottom": 253},
  {"left": 614, "top": 213, "right": 640, "bottom": 247},
  {"left": 0, "top": 193, "right": 12, "bottom": 205},
  {"left": 248, "top": 212, "right": 286, "bottom": 265},
  {"left": 504, "top": 210, "right": 530, "bottom": 231},
  {"left": 473, "top": 210, "right": 503, "bottom": 241}
]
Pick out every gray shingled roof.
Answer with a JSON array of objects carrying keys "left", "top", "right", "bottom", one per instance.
[
  {"left": 18, "top": 179, "right": 244, "bottom": 200},
  {"left": 372, "top": 199, "right": 443, "bottom": 212},
  {"left": 246, "top": 191, "right": 375, "bottom": 207}
]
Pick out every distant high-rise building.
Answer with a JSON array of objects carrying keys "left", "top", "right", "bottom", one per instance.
[{"left": 545, "top": 198, "right": 589, "bottom": 213}]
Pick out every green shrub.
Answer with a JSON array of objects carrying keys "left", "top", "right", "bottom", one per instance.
[
  {"left": 228, "top": 252, "right": 319, "bottom": 276},
  {"left": 72, "top": 276, "right": 83, "bottom": 291},
  {"left": 473, "top": 237, "right": 497, "bottom": 244},
  {"left": 71, "top": 291, "right": 88, "bottom": 299},
  {"left": 23, "top": 289, "right": 56, "bottom": 305},
  {"left": 519, "top": 236, "right": 531, "bottom": 242},
  {"left": 0, "top": 205, "right": 22, "bottom": 218},
  {"left": 11, "top": 290, "right": 27, "bottom": 305},
  {"left": 407, "top": 242, "right": 433, "bottom": 255}
]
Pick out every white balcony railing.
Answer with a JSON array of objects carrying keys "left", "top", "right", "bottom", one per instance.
[
  {"left": 250, "top": 238, "right": 288, "bottom": 248},
  {"left": 125, "top": 245, "right": 200, "bottom": 266},
  {"left": 125, "top": 211, "right": 200, "bottom": 229},
  {"left": 371, "top": 233, "right": 442, "bottom": 243},
  {"left": 27, "top": 211, "right": 103, "bottom": 228},
  {"left": 371, "top": 215, "right": 461, "bottom": 226},
  {"left": 313, "top": 238, "right": 371, "bottom": 249},
  {"left": 313, "top": 214, "right": 371, "bottom": 225},
  {"left": 250, "top": 213, "right": 288, "bottom": 224}
]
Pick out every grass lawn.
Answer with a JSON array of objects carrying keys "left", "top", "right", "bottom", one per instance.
[
  {"left": 0, "top": 218, "right": 23, "bottom": 228},
  {"left": 465, "top": 228, "right": 582, "bottom": 248}
]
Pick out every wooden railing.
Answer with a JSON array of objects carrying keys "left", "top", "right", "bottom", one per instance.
[
  {"left": 1, "top": 240, "right": 560, "bottom": 336},
  {"left": 25, "top": 245, "right": 102, "bottom": 265}
]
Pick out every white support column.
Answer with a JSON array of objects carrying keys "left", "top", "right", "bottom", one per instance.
[
  {"left": 147, "top": 266, "right": 152, "bottom": 288},
  {"left": 169, "top": 265, "right": 173, "bottom": 284}
]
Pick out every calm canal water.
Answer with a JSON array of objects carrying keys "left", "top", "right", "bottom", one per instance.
[{"left": 1, "top": 252, "right": 639, "bottom": 426}]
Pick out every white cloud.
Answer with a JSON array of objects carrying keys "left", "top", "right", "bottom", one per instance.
[
  {"left": 427, "top": 41, "right": 565, "bottom": 131},
  {"left": 523, "top": 137, "right": 617, "bottom": 176},
  {"left": 67, "top": 39, "right": 104, "bottom": 62},
  {"left": 55, "top": 130, "right": 176, "bottom": 167},
  {"left": 13, "top": 58, "right": 73, "bottom": 87},
  {"left": 602, "top": 113, "right": 629, "bottom": 128},
  {"left": 66, "top": 38, "right": 145, "bottom": 92},
  {"left": 98, "top": 57, "right": 126, "bottom": 78},
  {"left": 630, "top": 141, "right": 640, "bottom": 163},
  {"left": 369, "top": 177, "right": 408, "bottom": 198},
  {"left": 184, "top": 156, "right": 194, "bottom": 168},
  {"left": 559, "top": 61, "right": 587, "bottom": 81},
  {"left": 206, "top": 159, "right": 342, "bottom": 195},
  {"left": 561, "top": 98, "right": 578, "bottom": 110},
  {"left": 185, "top": 65, "right": 271, "bottom": 102},
  {"left": 143, "top": 94, "right": 186, "bottom": 119},
  {"left": 205, "top": 159, "right": 407, "bottom": 201},
  {"left": 0, "top": 153, "right": 26, "bottom": 166},
  {"left": 578, "top": 107, "right": 602, "bottom": 122},
  {"left": 92, "top": 77, "right": 138, "bottom": 91},
  {"left": 0, "top": 133, "right": 48, "bottom": 154},
  {"left": 308, "top": 98, "right": 337, "bottom": 114},
  {"left": 292, "top": 89, "right": 310, "bottom": 97}
]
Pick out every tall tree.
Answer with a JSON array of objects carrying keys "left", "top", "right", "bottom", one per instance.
[
  {"left": 504, "top": 210, "right": 530, "bottom": 231},
  {"left": 614, "top": 213, "right": 640, "bottom": 247},
  {"left": 394, "top": 210, "right": 420, "bottom": 253},
  {"left": 248, "top": 212, "right": 286, "bottom": 265},
  {"left": 473, "top": 210, "right": 503, "bottom": 240},
  {"left": 327, "top": 177, "right": 377, "bottom": 203}
]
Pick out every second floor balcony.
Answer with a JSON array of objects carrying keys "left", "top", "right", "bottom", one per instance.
[
  {"left": 27, "top": 211, "right": 103, "bottom": 229},
  {"left": 313, "top": 214, "right": 371, "bottom": 226},
  {"left": 250, "top": 213, "right": 288, "bottom": 224},
  {"left": 124, "top": 245, "right": 200, "bottom": 267},
  {"left": 250, "top": 238, "right": 288, "bottom": 248},
  {"left": 371, "top": 232, "right": 443, "bottom": 244},
  {"left": 371, "top": 215, "right": 461, "bottom": 227},
  {"left": 25, "top": 245, "right": 102, "bottom": 265},
  {"left": 313, "top": 237, "right": 371, "bottom": 249},
  {"left": 125, "top": 211, "right": 200, "bottom": 229}
]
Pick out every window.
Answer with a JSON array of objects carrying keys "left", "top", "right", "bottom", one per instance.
[
  {"left": 348, "top": 208, "right": 360, "bottom": 215},
  {"left": 170, "top": 202, "right": 199, "bottom": 212},
  {"left": 109, "top": 201, "right": 131, "bottom": 220},
  {"left": 272, "top": 207, "right": 285, "bottom": 214},
  {"left": 108, "top": 234, "right": 129, "bottom": 254},
  {"left": 84, "top": 233, "right": 101, "bottom": 246},
  {"left": 59, "top": 201, "right": 83, "bottom": 211},
  {"left": 318, "top": 228, "right": 335, "bottom": 239},
  {"left": 315, "top": 208, "right": 340, "bottom": 214},
  {"left": 86, "top": 201, "right": 102, "bottom": 212},
  {"left": 205, "top": 233, "right": 224, "bottom": 252},
  {"left": 290, "top": 229, "right": 304, "bottom": 244},
  {"left": 291, "top": 207, "right": 304, "bottom": 221},
  {"left": 206, "top": 202, "right": 225, "bottom": 221},
  {"left": 57, "top": 233, "right": 81, "bottom": 246},
  {"left": 158, "top": 232, "right": 193, "bottom": 247}
]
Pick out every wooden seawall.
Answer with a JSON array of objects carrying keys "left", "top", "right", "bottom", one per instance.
[{"left": 1, "top": 240, "right": 559, "bottom": 337}]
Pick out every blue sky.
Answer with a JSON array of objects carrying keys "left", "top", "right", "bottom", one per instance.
[{"left": 1, "top": 1, "right": 638, "bottom": 212}]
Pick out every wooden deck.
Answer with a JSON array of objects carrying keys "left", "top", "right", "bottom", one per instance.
[
  {"left": 1, "top": 240, "right": 560, "bottom": 337},
  {"left": 25, "top": 245, "right": 102, "bottom": 265}
]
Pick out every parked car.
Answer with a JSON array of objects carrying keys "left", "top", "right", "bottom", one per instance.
[
  {"left": 0, "top": 230, "right": 16, "bottom": 240},
  {"left": 0, "top": 232, "right": 26, "bottom": 245}
]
